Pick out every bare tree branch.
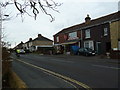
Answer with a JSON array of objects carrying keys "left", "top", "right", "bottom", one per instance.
[{"left": 0, "top": 0, "right": 62, "bottom": 22}]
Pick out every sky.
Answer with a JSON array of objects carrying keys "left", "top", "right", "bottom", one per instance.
[{"left": 1, "top": 0, "right": 119, "bottom": 48}]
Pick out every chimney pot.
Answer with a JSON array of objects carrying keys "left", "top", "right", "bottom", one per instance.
[
  {"left": 29, "top": 38, "right": 32, "bottom": 41},
  {"left": 38, "top": 34, "right": 42, "bottom": 37},
  {"left": 85, "top": 14, "right": 91, "bottom": 23}
]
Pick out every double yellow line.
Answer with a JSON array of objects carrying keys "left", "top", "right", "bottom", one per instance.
[{"left": 14, "top": 58, "right": 92, "bottom": 90}]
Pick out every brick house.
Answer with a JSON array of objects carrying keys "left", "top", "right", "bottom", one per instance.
[
  {"left": 53, "top": 11, "right": 120, "bottom": 55},
  {"left": 23, "top": 38, "right": 33, "bottom": 51},
  {"left": 23, "top": 34, "right": 53, "bottom": 54}
]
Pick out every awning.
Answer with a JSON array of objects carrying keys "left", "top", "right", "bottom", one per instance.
[
  {"left": 61, "top": 41, "right": 78, "bottom": 45},
  {"left": 54, "top": 44, "right": 62, "bottom": 46}
]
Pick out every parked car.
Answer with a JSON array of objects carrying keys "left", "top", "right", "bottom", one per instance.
[
  {"left": 78, "top": 48, "right": 96, "bottom": 56},
  {"left": 24, "top": 49, "right": 31, "bottom": 53},
  {"left": 19, "top": 49, "right": 25, "bottom": 54}
]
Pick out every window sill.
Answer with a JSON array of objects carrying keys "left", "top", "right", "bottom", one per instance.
[{"left": 85, "top": 37, "right": 90, "bottom": 39}]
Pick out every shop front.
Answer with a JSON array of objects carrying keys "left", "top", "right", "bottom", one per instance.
[{"left": 61, "top": 40, "right": 80, "bottom": 55}]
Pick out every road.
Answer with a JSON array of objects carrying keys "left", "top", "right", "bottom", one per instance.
[{"left": 11, "top": 53, "right": 119, "bottom": 89}]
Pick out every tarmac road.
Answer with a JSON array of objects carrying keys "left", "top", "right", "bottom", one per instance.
[{"left": 11, "top": 53, "right": 119, "bottom": 89}]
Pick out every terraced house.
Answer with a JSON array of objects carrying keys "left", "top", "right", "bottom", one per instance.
[
  {"left": 16, "top": 34, "right": 53, "bottom": 54},
  {"left": 53, "top": 11, "right": 120, "bottom": 55}
]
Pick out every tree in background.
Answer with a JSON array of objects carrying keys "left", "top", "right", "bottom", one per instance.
[
  {"left": 0, "top": 0, "right": 62, "bottom": 88},
  {"left": 0, "top": 0, "right": 62, "bottom": 22}
]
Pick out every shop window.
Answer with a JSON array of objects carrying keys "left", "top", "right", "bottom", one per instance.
[{"left": 68, "top": 32, "right": 78, "bottom": 40}]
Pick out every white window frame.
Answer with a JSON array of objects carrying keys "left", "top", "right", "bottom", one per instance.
[
  {"left": 104, "top": 28, "right": 108, "bottom": 36},
  {"left": 85, "top": 29, "right": 90, "bottom": 38},
  {"left": 84, "top": 40, "right": 94, "bottom": 50},
  {"left": 56, "top": 36, "right": 59, "bottom": 42}
]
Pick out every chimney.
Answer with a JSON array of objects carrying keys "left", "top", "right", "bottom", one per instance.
[
  {"left": 85, "top": 14, "right": 91, "bottom": 24},
  {"left": 21, "top": 41, "right": 23, "bottom": 44},
  {"left": 29, "top": 38, "right": 32, "bottom": 41},
  {"left": 38, "top": 34, "right": 42, "bottom": 38}
]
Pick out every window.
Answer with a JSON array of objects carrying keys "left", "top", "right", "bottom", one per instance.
[
  {"left": 56, "top": 36, "right": 59, "bottom": 42},
  {"left": 85, "top": 29, "right": 90, "bottom": 38},
  {"left": 84, "top": 42, "right": 89, "bottom": 48},
  {"left": 29, "top": 42, "right": 32, "bottom": 47},
  {"left": 68, "top": 32, "right": 78, "bottom": 40},
  {"left": 104, "top": 28, "right": 108, "bottom": 36},
  {"left": 84, "top": 41, "right": 94, "bottom": 50}
]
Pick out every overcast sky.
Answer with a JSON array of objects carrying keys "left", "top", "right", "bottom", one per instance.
[{"left": 2, "top": 0, "right": 119, "bottom": 48}]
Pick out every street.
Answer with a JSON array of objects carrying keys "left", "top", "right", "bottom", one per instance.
[{"left": 11, "top": 53, "right": 119, "bottom": 89}]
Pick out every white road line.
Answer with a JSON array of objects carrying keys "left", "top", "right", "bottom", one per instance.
[{"left": 92, "top": 64, "right": 120, "bottom": 70}]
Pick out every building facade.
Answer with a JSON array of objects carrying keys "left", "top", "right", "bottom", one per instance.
[
  {"left": 16, "top": 34, "right": 53, "bottom": 54},
  {"left": 110, "top": 20, "right": 120, "bottom": 50},
  {"left": 54, "top": 11, "right": 120, "bottom": 55}
]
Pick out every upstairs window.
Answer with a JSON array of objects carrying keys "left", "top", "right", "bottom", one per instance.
[
  {"left": 85, "top": 29, "right": 90, "bottom": 38},
  {"left": 104, "top": 28, "right": 108, "bottom": 36},
  {"left": 68, "top": 32, "right": 78, "bottom": 40},
  {"left": 56, "top": 36, "right": 59, "bottom": 42}
]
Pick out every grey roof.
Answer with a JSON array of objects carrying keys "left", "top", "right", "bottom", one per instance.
[
  {"left": 33, "top": 36, "right": 53, "bottom": 42},
  {"left": 54, "top": 11, "right": 120, "bottom": 36}
]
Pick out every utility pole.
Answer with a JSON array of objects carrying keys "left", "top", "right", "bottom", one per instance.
[{"left": 0, "top": 5, "right": 2, "bottom": 90}]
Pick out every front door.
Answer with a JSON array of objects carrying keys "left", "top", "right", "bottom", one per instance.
[
  {"left": 96, "top": 42, "right": 102, "bottom": 54},
  {"left": 106, "top": 42, "right": 111, "bottom": 52}
]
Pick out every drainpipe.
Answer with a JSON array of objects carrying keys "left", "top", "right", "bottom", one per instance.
[{"left": 80, "top": 29, "right": 83, "bottom": 48}]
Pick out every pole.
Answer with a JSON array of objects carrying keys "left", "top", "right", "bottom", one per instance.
[{"left": 0, "top": 5, "right": 2, "bottom": 90}]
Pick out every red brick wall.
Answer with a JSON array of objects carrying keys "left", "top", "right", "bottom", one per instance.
[
  {"left": 77, "top": 30, "right": 81, "bottom": 38},
  {"left": 54, "top": 31, "right": 82, "bottom": 44}
]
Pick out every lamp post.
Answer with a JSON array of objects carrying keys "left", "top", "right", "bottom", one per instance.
[{"left": 0, "top": 5, "right": 9, "bottom": 89}]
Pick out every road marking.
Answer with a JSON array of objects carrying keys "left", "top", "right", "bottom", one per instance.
[
  {"left": 92, "top": 65, "right": 120, "bottom": 70},
  {"left": 48, "top": 59, "right": 74, "bottom": 63},
  {"left": 44, "top": 71, "right": 77, "bottom": 88},
  {"left": 14, "top": 58, "right": 92, "bottom": 90}
]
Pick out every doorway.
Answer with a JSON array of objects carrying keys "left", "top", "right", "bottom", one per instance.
[{"left": 96, "top": 42, "right": 102, "bottom": 54}]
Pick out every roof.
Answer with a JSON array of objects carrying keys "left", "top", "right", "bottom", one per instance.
[
  {"left": 17, "top": 41, "right": 24, "bottom": 46},
  {"left": 54, "top": 11, "right": 120, "bottom": 36},
  {"left": 33, "top": 35, "right": 53, "bottom": 42}
]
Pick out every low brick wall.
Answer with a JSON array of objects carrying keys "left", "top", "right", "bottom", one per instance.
[
  {"left": 110, "top": 50, "right": 120, "bottom": 59},
  {"left": 9, "top": 70, "right": 28, "bottom": 88}
]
